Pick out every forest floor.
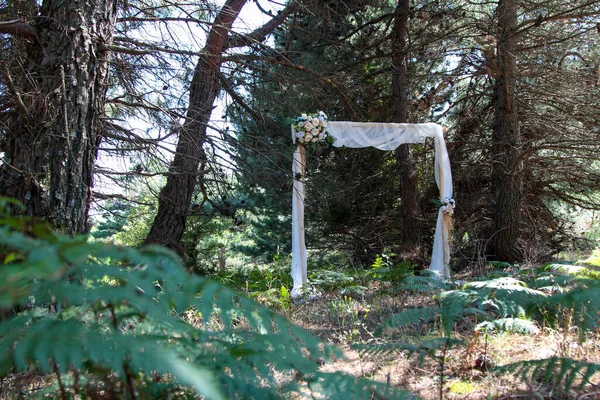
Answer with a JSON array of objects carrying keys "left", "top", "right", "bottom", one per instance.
[
  {"left": 279, "top": 262, "right": 600, "bottom": 400},
  {"left": 2, "top": 250, "right": 599, "bottom": 399}
]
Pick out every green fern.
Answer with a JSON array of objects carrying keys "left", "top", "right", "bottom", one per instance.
[
  {"left": 396, "top": 273, "right": 453, "bottom": 294},
  {"left": 307, "top": 371, "right": 416, "bottom": 400},
  {"left": 494, "top": 357, "right": 600, "bottom": 393},
  {"left": 527, "top": 278, "right": 600, "bottom": 334},
  {"left": 543, "top": 263, "right": 600, "bottom": 280},
  {"left": 365, "top": 267, "right": 600, "bottom": 397},
  {"left": 527, "top": 273, "right": 574, "bottom": 293},
  {"left": 476, "top": 317, "right": 540, "bottom": 334},
  {"left": 0, "top": 210, "right": 411, "bottom": 399},
  {"left": 310, "top": 269, "right": 355, "bottom": 291},
  {"left": 354, "top": 338, "right": 463, "bottom": 364},
  {"left": 377, "top": 306, "right": 439, "bottom": 335},
  {"left": 439, "top": 277, "right": 546, "bottom": 319}
]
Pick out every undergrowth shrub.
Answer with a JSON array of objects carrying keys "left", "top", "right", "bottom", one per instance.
[
  {"left": 310, "top": 270, "right": 356, "bottom": 291},
  {"left": 214, "top": 257, "right": 293, "bottom": 292},
  {"left": 0, "top": 201, "right": 413, "bottom": 399},
  {"left": 363, "top": 263, "right": 600, "bottom": 397},
  {"left": 367, "top": 255, "right": 415, "bottom": 284}
]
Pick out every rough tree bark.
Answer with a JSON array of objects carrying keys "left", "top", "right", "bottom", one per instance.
[
  {"left": 0, "top": 0, "right": 117, "bottom": 234},
  {"left": 489, "top": 0, "right": 524, "bottom": 262},
  {"left": 143, "top": 0, "right": 248, "bottom": 252},
  {"left": 144, "top": 0, "right": 298, "bottom": 252},
  {"left": 392, "top": 0, "right": 421, "bottom": 260}
]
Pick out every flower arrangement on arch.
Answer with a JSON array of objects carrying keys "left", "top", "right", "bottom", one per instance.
[
  {"left": 430, "top": 197, "right": 456, "bottom": 215},
  {"left": 440, "top": 197, "right": 455, "bottom": 215},
  {"left": 293, "top": 111, "right": 329, "bottom": 144}
]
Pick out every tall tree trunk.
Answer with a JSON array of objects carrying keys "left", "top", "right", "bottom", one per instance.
[
  {"left": 0, "top": 0, "right": 117, "bottom": 234},
  {"left": 489, "top": 0, "right": 524, "bottom": 262},
  {"left": 392, "top": 0, "right": 421, "bottom": 259},
  {"left": 144, "top": 0, "right": 248, "bottom": 252}
]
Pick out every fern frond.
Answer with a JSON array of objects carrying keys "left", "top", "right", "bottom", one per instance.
[
  {"left": 0, "top": 221, "right": 390, "bottom": 399},
  {"left": 527, "top": 274, "right": 573, "bottom": 292},
  {"left": 494, "top": 357, "right": 600, "bottom": 393},
  {"left": 465, "top": 277, "right": 545, "bottom": 296},
  {"left": 377, "top": 307, "right": 439, "bottom": 334},
  {"left": 476, "top": 317, "right": 540, "bottom": 334},
  {"left": 1, "top": 313, "right": 225, "bottom": 399},
  {"left": 527, "top": 279, "right": 600, "bottom": 333},
  {"left": 545, "top": 263, "right": 600, "bottom": 280},
  {"left": 397, "top": 274, "right": 451, "bottom": 293},
  {"left": 354, "top": 338, "right": 463, "bottom": 365},
  {"left": 434, "top": 290, "right": 490, "bottom": 334},
  {"left": 442, "top": 277, "right": 546, "bottom": 318},
  {"left": 381, "top": 290, "right": 490, "bottom": 339},
  {"left": 353, "top": 342, "right": 419, "bottom": 359},
  {"left": 308, "top": 371, "right": 417, "bottom": 400}
]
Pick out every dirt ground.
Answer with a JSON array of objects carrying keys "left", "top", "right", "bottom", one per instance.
[{"left": 288, "top": 282, "right": 600, "bottom": 400}]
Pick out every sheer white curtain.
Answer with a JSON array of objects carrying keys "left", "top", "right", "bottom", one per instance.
[
  {"left": 291, "top": 122, "right": 453, "bottom": 298},
  {"left": 291, "top": 143, "right": 307, "bottom": 297}
]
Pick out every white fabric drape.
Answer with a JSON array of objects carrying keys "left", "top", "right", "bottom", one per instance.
[
  {"left": 291, "top": 122, "right": 453, "bottom": 297},
  {"left": 291, "top": 142, "right": 307, "bottom": 298}
]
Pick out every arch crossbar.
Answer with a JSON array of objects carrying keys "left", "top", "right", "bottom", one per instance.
[{"left": 291, "top": 121, "right": 453, "bottom": 298}]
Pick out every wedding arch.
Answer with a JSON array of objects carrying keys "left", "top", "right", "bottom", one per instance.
[{"left": 290, "top": 114, "right": 454, "bottom": 298}]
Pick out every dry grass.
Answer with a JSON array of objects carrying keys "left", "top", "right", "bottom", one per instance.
[
  {"left": 286, "top": 279, "right": 600, "bottom": 400},
  {"left": 2, "top": 267, "right": 599, "bottom": 399}
]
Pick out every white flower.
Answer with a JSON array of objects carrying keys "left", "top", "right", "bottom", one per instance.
[
  {"left": 441, "top": 198, "right": 455, "bottom": 215},
  {"left": 443, "top": 197, "right": 455, "bottom": 206},
  {"left": 294, "top": 111, "right": 329, "bottom": 146}
]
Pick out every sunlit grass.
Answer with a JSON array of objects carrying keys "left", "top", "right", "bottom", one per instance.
[{"left": 582, "top": 248, "right": 600, "bottom": 267}]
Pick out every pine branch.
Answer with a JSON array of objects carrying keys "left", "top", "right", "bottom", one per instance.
[
  {"left": 225, "top": 1, "right": 299, "bottom": 49},
  {"left": 0, "top": 19, "right": 37, "bottom": 40}
]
